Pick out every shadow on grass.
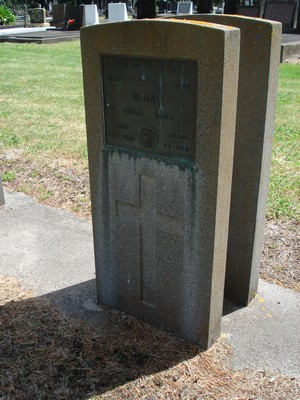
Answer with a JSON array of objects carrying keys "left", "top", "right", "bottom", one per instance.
[{"left": 1, "top": 279, "right": 200, "bottom": 399}]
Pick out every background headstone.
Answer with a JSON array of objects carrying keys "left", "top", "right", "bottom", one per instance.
[
  {"left": 0, "top": 175, "right": 4, "bottom": 206},
  {"left": 263, "top": 0, "right": 298, "bottom": 31},
  {"left": 136, "top": 0, "right": 156, "bottom": 18},
  {"left": 81, "top": 20, "right": 240, "bottom": 348},
  {"left": 108, "top": 3, "right": 128, "bottom": 22},
  {"left": 50, "top": 4, "right": 66, "bottom": 28},
  {"left": 30, "top": 7, "right": 46, "bottom": 24},
  {"left": 83, "top": 4, "right": 99, "bottom": 26},
  {"left": 171, "top": 14, "right": 282, "bottom": 306},
  {"left": 65, "top": 5, "right": 84, "bottom": 30},
  {"left": 177, "top": 1, "right": 193, "bottom": 14}
]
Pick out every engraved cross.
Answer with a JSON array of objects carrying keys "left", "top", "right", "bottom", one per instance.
[{"left": 116, "top": 174, "right": 182, "bottom": 307}]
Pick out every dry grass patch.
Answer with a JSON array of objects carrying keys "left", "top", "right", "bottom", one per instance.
[{"left": 262, "top": 219, "right": 300, "bottom": 292}]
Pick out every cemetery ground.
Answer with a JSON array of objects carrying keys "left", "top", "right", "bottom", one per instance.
[{"left": 0, "top": 41, "right": 299, "bottom": 398}]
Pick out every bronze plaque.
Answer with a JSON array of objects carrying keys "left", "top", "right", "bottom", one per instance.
[{"left": 102, "top": 55, "right": 197, "bottom": 162}]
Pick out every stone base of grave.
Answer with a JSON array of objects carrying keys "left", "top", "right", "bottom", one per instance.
[
  {"left": 28, "top": 23, "right": 50, "bottom": 28},
  {"left": 0, "top": 28, "right": 80, "bottom": 44},
  {"left": 50, "top": 22, "right": 65, "bottom": 28}
]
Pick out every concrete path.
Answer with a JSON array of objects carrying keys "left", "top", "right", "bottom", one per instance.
[{"left": 0, "top": 191, "right": 299, "bottom": 378}]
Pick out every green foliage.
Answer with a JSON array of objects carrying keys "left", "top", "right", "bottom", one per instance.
[
  {"left": 0, "top": 131, "right": 20, "bottom": 146},
  {"left": 2, "top": 171, "right": 16, "bottom": 182},
  {"left": 0, "top": 5, "right": 16, "bottom": 25}
]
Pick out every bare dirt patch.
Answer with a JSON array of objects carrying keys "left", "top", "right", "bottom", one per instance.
[
  {"left": 1, "top": 151, "right": 91, "bottom": 219},
  {"left": 0, "top": 275, "right": 299, "bottom": 400},
  {"left": 284, "top": 55, "right": 300, "bottom": 65}
]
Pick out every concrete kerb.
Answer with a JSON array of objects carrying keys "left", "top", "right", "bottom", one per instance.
[{"left": 0, "top": 173, "right": 4, "bottom": 206}]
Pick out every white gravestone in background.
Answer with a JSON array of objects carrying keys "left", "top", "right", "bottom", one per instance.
[
  {"left": 108, "top": 3, "right": 128, "bottom": 22},
  {"left": 83, "top": 5, "right": 99, "bottom": 26}
]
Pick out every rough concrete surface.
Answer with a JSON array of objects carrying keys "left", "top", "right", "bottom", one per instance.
[
  {"left": 222, "top": 279, "right": 300, "bottom": 377},
  {"left": 170, "top": 13, "right": 282, "bottom": 308},
  {"left": 0, "top": 191, "right": 299, "bottom": 377},
  {"left": 81, "top": 19, "right": 240, "bottom": 349}
]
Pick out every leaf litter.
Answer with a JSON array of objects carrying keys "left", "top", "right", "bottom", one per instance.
[{"left": 0, "top": 275, "right": 299, "bottom": 399}]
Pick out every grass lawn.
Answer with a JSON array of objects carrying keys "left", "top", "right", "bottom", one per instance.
[
  {"left": 0, "top": 42, "right": 86, "bottom": 158},
  {"left": 0, "top": 42, "right": 90, "bottom": 214},
  {"left": 269, "top": 64, "right": 300, "bottom": 219},
  {"left": 0, "top": 41, "right": 299, "bottom": 220}
]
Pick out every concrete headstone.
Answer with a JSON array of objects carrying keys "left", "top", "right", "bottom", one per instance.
[
  {"left": 81, "top": 20, "right": 240, "bottom": 348},
  {"left": 171, "top": 14, "right": 281, "bottom": 306}
]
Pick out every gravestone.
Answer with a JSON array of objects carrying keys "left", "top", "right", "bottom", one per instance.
[
  {"left": 81, "top": 19, "right": 240, "bottom": 348},
  {"left": 136, "top": 0, "right": 157, "bottom": 18},
  {"left": 30, "top": 7, "right": 46, "bottom": 24},
  {"left": 0, "top": 175, "right": 4, "bottom": 206},
  {"left": 83, "top": 4, "right": 99, "bottom": 26},
  {"left": 65, "top": 5, "right": 84, "bottom": 29},
  {"left": 108, "top": 3, "right": 128, "bottom": 22},
  {"left": 50, "top": 4, "right": 66, "bottom": 28},
  {"left": 170, "top": 14, "right": 281, "bottom": 306},
  {"left": 177, "top": 1, "right": 193, "bottom": 14},
  {"left": 263, "top": 0, "right": 298, "bottom": 31}
]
